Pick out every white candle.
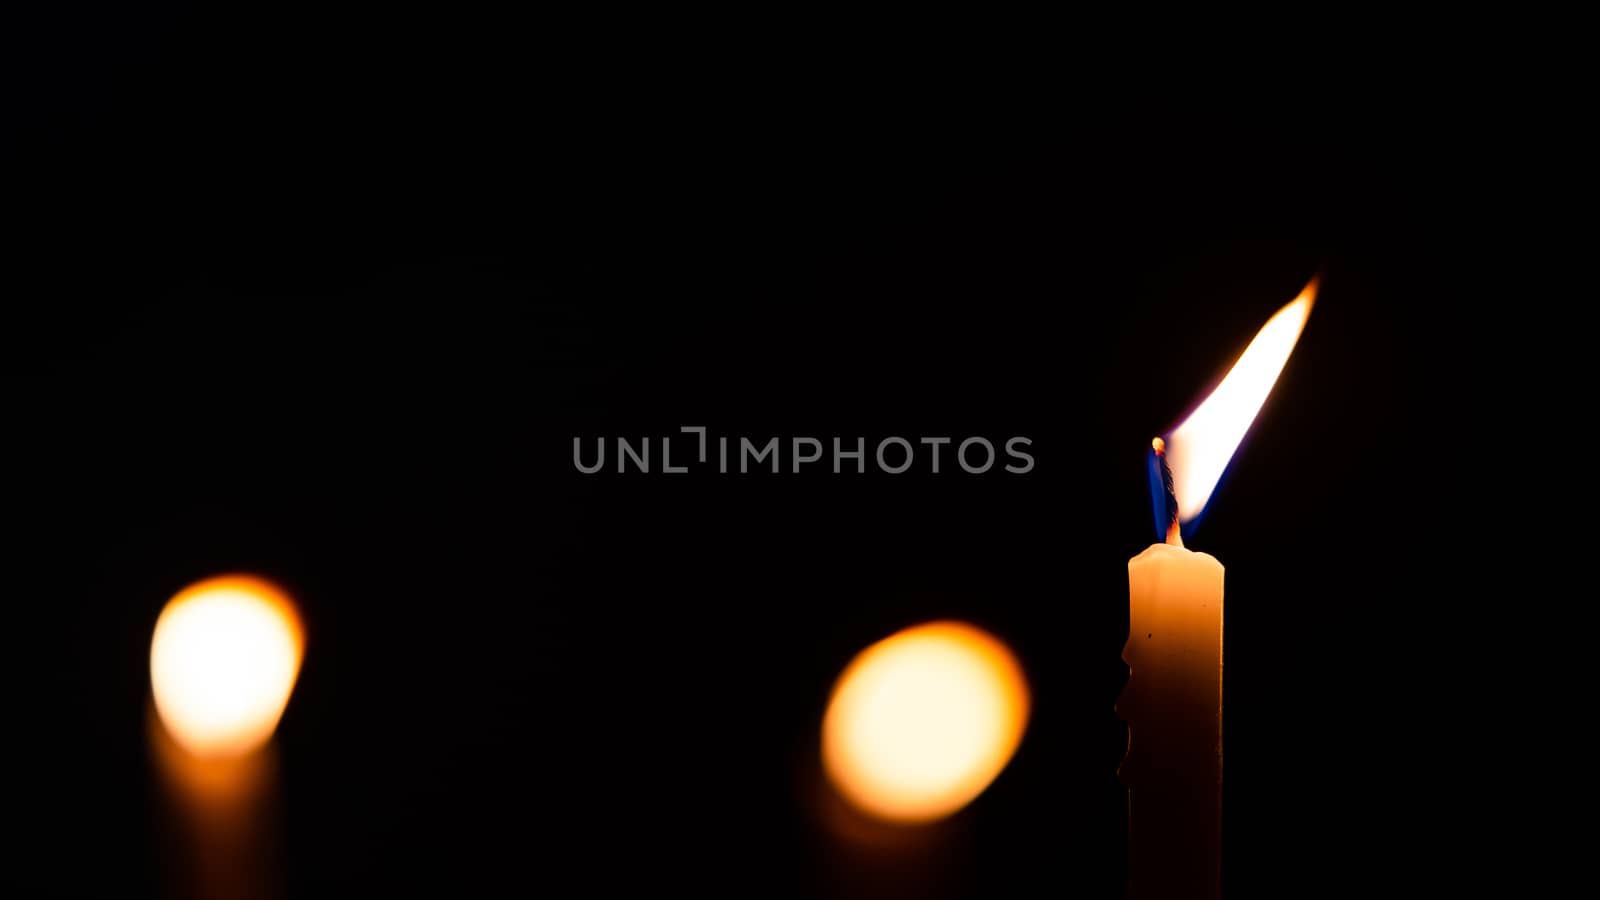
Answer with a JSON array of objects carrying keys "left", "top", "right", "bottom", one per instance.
[
  {"left": 1119, "top": 281, "right": 1316, "bottom": 899},
  {"left": 1121, "top": 482, "right": 1224, "bottom": 899}
]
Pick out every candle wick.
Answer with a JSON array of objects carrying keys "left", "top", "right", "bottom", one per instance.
[{"left": 1150, "top": 437, "right": 1182, "bottom": 545}]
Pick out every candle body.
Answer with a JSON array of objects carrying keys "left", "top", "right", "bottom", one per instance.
[
  {"left": 150, "top": 708, "right": 283, "bottom": 900},
  {"left": 1118, "top": 543, "right": 1223, "bottom": 900}
]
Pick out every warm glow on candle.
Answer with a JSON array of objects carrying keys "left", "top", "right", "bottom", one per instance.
[
  {"left": 1165, "top": 280, "right": 1316, "bottom": 522},
  {"left": 822, "top": 621, "right": 1029, "bottom": 824},
  {"left": 151, "top": 575, "right": 305, "bottom": 758}
]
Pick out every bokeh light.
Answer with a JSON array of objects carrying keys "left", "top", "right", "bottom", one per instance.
[
  {"left": 150, "top": 575, "right": 304, "bottom": 758},
  {"left": 822, "top": 621, "right": 1029, "bottom": 824}
]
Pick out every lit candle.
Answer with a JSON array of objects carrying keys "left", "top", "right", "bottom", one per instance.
[
  {"left": 1118, "top": 282, "right": 1315, "bottom": 899},
  {"left": 149, "top": 575, "right": 305, "bottom": 900}
]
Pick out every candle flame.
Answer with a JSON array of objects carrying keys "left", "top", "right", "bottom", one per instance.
[
  {"left": 150, "top": 575, "right": 305, "bottom": 758},
  {"left": 821, "top": 621, "right": 1029, "bottom": 824},
  {"left": 1164, "top": 279, "right": 1316, "bottom": 524}
]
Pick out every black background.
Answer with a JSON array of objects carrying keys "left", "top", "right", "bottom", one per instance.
[{"left": 6, "top": 10, "right": 1485, "bottom": 899}]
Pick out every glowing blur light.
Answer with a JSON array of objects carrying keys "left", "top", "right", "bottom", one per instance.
[
  {"left": 822, "top": 621, "right": 1030, "bottom": 824},
  {"left": 1165, "top": 280, "right": 1317, "bottom": 522},
  {"left": 150, "top": 575, "right": 305, "bottom": 758}
]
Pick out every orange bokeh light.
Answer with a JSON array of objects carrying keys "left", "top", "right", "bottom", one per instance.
[
  {"left": 150, "top": 575, "right": 305, "bottom": 758},
  {"left": 822, "top": 621, "right": 1030, "bottom": 824}
]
